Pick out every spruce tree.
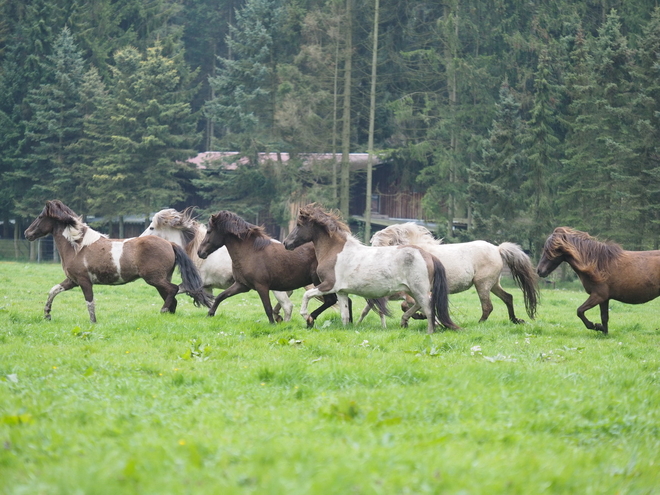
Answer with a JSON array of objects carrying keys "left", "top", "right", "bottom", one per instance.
[{"left": 89, "top": 42, "right": 199, "bottom": 219}]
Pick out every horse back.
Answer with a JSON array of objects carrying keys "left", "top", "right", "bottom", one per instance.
[{"left": 606, "top": 251, "right": 660, "bottom": 303}]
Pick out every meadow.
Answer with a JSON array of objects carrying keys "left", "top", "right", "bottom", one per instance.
[{"left": 0, "top": 261, "right": 659, "bottom": 494}]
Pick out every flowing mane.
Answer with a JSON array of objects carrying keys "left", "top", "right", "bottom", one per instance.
[
  {"left": 151, "top": 207, "right": 205, "bottom": 256},
  {"left": 42, "top": 200, "right": 104, "bottom": 253},
  {"left": 209, "top": 210, "right": 274, "bottom": 251},
  {"left": 371, "top": 222, "right": 442, "bottom": 247},
  {"left": 298, "top": 204, "right": 351, "bottom": 237},
  {"left": 544, "top": 227, "right": 624, "bottom": 281}
]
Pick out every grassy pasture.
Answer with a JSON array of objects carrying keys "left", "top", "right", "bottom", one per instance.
[{"left": 1, "top": 261, "right": 659, "bottom": 494}]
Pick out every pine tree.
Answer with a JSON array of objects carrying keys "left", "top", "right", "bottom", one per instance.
[
  {"left": 13, "top": 27, "right": 87, "bottom": 216},
  {"left": 468, "top": 82, "right": 527, "bottom": 242},
  {"left": 561, "top": 11, "right": 639, "bottom": 241},
  {"left": 89, "top": 42, "right": 199, "bottom": 218},
  {"left": 204, "top": 0, "right": 286, "bottom": 152},
  {"left": 521, "top": 48, "right": 562, "bottom": 255}
]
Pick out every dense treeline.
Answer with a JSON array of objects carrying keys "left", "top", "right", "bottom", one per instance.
[{"left": 2, "top": 0, "right": 660, "bottom": 254}]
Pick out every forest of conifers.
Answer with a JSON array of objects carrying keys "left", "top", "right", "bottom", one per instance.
[{"left": 2, "top": 0, "right": 660, "bottom": 255}]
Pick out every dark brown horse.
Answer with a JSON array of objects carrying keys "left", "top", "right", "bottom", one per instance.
[
  {"left": 197, "top": 210, "right": 349, "bottom": 326},
  {"left": 24, "top": 200, "right": 212, "bottom": 322},
  {"left": 536, "top": 226, "right": 660, "bottom": 334}
]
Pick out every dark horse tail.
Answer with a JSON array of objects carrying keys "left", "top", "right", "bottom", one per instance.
[
  {"left": 498, "top": 243, "right": 540, "bottom": 319},
  {"left": 172, "top": 243, "right": 213, "bottom": 308},
  {"left": 430, "top": 255, "right": 459, "bottom": 330}
]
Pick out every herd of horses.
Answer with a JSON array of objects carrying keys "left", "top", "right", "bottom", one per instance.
[{"left": 24, "top": 200, "right": 660, "bottom": 334}]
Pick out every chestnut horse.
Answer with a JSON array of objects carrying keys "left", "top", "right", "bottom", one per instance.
[
  {"left": 283, "top": 204, "right": 458, "bottom": 333},
  {"left": 197, "top": 210, "right": 349, "bottom": 326},
  {"left": 537, "top": 226, "right": 660, "bottom": 334},
  {"left": 141, "top": 207, "right": 295, "bottom": 321},
  {"left": 368, "top": 222, "right": 539, "bottom": 324},
  {"left": 24, "top": 200, "right": 212, "bottom": 322}
]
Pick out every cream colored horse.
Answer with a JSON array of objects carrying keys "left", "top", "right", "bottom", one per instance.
[{"left": 368, "top": 223, "right": 539, "bottom": 324}]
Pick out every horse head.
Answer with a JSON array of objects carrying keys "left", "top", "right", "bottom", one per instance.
[
  {"left": 536, "top": 227, "right": 574, "bottom": 277},
  {"left": 25, "top": 200, "right": 80, "bottom": 241},
  {"left": 141, "top": 207, "right": 198, "bottom": 248},
  {"left": 283, "top": 204, "right": 347, "bottom": 250},
  {"left": 198, "top": 210, "right": 266, "bottom": 258}
]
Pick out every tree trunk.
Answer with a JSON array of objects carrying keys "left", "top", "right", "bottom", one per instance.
[
  {"left": 339, "top": 0, "right": 353, "bottom": 218},
  {"left": 364, "top": 0, "right": 380, "bottom": 242}
]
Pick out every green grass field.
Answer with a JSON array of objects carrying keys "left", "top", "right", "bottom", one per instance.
[{"left": 1, "top": 261, "right": 659, "bottom": 494}]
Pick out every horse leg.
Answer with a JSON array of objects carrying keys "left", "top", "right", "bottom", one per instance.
[
  {"left": 255, "top": 285, "right": 280, "bottom": 324},
  {"left": 77, "top": 279, "right": 97, "bottom": 323},
  {"left": 400, "top": 300, "right": 422, "bottom": 328},
  {"left": 490, "top": 283, "right": 524, "bottom": 324},
  {"left": 44, "top": 278, "right": 77, "bottom": 321},
  {"left": 271, "top": 291, "right": 293, "bottom": 322},
  {"left": 154, "top": 282, "right": 179, "bottom": 314},
  {"left": 208, "top": 282, "right": 251, "bottom": 317},
  {"left": 308, "top": 294, "right": 338, "bottom": 329},
  {"left": 337, "top": 293, "right": 351, "bottom": 325},
  {"left": 472, "top": 280, "right": 495, "bottom": 323},
  {"left": 576, "top": 294, "right": 606, "bottom": 333},
  {"left": 357, "top": 300, "right": 372, "bottom": 324},
  {"left": 300, "top": 287, "right": 324, "bottom": 322},
  {"left": 596, "top": 301, "right": 609, "bottom": 334}
]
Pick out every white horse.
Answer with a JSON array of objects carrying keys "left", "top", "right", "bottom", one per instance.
[
  {"left": 140, "top": 208, "right": 294, "bottom": 321},
  {"left": 283, "top": 204, "right": 458, "bottom": 333},
  {"left": 366, "top": 223, "right": 539, "bottom": 324}
]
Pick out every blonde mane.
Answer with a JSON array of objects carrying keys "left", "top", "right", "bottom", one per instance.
[
  {"left": 152, "top": 207, "right": 206, "bottom": 258},
  {"left": 370, "top": 222, "right": 442, "bottom": 247}
]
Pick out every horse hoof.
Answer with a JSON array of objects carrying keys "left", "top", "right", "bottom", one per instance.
[
  {"left": 593, "top": 324, "right": 608, "bottom": 334},
  {"left": 306, "top": 316, "right": 314, "bottom": 328},
  {"left": 207, "top": 312, "right": 215, "bottom": 318},
  {"left": 512, "top": 318, "right": 526, "bottom": 325},
  {"left": 44, "top": 315, "right": 51, "bottom": 321},
  {"left": 275, "top": 315, "right": 283, "bottom": 323}
]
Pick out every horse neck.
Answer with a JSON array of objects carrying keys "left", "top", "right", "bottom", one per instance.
[
  {"left": 51, "top": 224, "right": 82, "bottom": 263},
  {"left": 311, "top": 227, "right": 349, "bottom": 260}
]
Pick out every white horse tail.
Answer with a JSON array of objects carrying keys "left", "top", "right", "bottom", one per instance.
[
  {"left": 172, "top": 243, "right": 214, "bottom": 308},
  {"left": 498, "top": 242, "right": 540, "bottom": 319},
  {"left": 430, "top": 255, "right": 459, "bottom": 330}
]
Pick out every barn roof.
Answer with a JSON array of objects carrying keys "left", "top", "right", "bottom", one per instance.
[{"left": 187, "top": 151, "right": 383, "bottom": 171}]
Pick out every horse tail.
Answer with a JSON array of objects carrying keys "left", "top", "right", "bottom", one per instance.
[
  {"left": 430, "top": 255, "right": 459, "bottom": 329},
  {"left": 172, "top": 243, "right": 213, "bottom": 308},
  {"left": 498, "top": 242, "right": 540, "bottom": 319},
  {"left": 366, "top": 297, "right": 392, "bottom": 317}
]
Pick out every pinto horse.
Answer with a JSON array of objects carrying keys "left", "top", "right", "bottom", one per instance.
[
  {"left": 140, "top": 208, "right": 295, "bottom": 321},
  {"left": 367, "top": 223, "right": 539, "bottom": 324},
  {"left": 537, "top": 226, "right": 660, "bottom": 334},
  {"left": 24, "top": 200, "right": 211, "bottom": 322},
  {"left": 197, "top": 210, "right": 346, "bottom": 326},
  {"left": 283, "top": 204, "right": 458, "bottom": 333}
]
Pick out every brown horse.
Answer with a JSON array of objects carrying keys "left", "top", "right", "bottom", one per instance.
[
  {"left": 24, "top": 200, "right": 212, "bottom": 322},
  {"left": 197, "top": 210, "right": 350, "bottom": 326},
  {"left": 536, "top": 226, "right": 660, "bottom": 334}
]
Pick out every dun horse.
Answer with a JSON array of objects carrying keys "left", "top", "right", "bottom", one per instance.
[
  {"left": 283, "top": 204, "right": 458, "bottom": 333},
  {"left": 24, "top": 200, "right": 211, "bottom": 322},
  {"left": 141, "top": 207, "right": 294, "bottom": 321},
  {"left": 367, "top": 223, "right": 539, "bottom": 324},
  {"left": 537, "top": 226, "right": 660, "bottom": 334},
  {"left": 197, "top": 210, "right": 346, "bottom": 326}
]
